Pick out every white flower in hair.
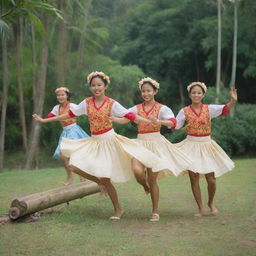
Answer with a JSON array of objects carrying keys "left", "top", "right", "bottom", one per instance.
[
  {"left": 187, "top": 82, "right": 207, "bottom": 92},
  {"left": 55, "top": 87, "right": 70, "bottom": 93},
  {"left": 87, "top": 71, "right": 110, "bottom": 85},
  {"left": 138, "top": 77, "right": 160, "bottom": 90}
]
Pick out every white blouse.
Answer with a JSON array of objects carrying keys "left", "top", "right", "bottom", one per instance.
[
  {"left": 50, "top": 103, "right": 77, "bottom": 116},
  {"left": 129, "top": 105, "right": 175, "bottom": 120},
  {"left": 175, "top": 104, "right": 226, "bottom": 129},
  {"left": 70, "top": 99, "right": 130, "bottom": 117}
]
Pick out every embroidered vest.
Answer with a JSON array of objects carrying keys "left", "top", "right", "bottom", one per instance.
[
  {"left": 183, "top": 104, "right": 211, "bottom": 136},
  {"left": 59, "top": 102, "right": 76, "bottom": 127},
  {"left": 137, "top": 102, "right": 163, "bottom": 134},
  {"left": 86, "top": 96, "right": 115, "bottom": 135}
]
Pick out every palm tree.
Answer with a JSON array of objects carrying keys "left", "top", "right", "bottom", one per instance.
[
  {"left": 0, "top": 37, "right": 9, "bottom": 170},
  {"left": 25, "top": 14, "right": 49, "bottom": 169},
  {"left": 0, "top": 0, "right": 62, "bottom": 169},
  {"left": 216, "top": 0, "right": 222, "bottom": 103},
  {"left": 229, "top": 0, "right": 239, "bottom": 89}
]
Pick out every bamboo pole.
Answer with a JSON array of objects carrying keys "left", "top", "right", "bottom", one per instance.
[{"left": 9, "top": 182, "right": 100, "bottom": 220}]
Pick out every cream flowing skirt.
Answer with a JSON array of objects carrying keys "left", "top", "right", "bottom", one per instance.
[
  {"left": 175, "top": 135, "right": 234, "bottom": 177},
  {"left": 136, "top": 132, "right": 191, "bottom": 177},
  {"left": 60, "top": 129, "right": 167, "bottom": 183}
]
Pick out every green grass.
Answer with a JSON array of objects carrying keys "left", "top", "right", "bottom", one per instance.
[{"left": 0, "top": 158, "right": 255, "bottom": 256}]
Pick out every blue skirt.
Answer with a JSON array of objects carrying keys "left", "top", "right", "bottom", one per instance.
[{"left": 53, "top": 123, "right": 89, "bottom": 159}]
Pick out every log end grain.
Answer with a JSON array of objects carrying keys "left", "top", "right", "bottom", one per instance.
[{"left": 9, "top": 207, "right": 21, "bottom": 220}]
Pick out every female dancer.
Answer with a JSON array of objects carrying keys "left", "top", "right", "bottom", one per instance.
[
  {"left": 175, "top": 82, "right": 237, "bottom": 216},
  {"left": 111, "top": 77, "right": 191, "bottom": 221},
  {"left": 47, "top": 87, "right": 89, "bottom": 185}
]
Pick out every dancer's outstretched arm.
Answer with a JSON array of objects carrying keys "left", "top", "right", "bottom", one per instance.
[
  {"left": 149, "top": 117, "right": 175, "bottom": 128},
  {"left": 111, "top": 115, "right": 152, "bottom": 124},
  {"left": 226, "top": 88, "right": 237, "bottom": 110},
  {"left": 32, "top": 113, "right": 70, "bottom": 123}
]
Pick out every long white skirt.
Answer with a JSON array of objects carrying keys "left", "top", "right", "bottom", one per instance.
[
  {"left": 175, "top": 135, "right": 234, "bottom": 177},
  {"left": 60, "top": 129, "right": 168, "bottom": 183},
  {"left": 136, "top": 132, "right": 191, "bottom": 177}
]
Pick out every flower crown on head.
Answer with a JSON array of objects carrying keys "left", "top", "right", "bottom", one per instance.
[
  {"left": 87, "top": 71, "right": 110, "bottom": 85},
  {"left": 187, "top": 82, "right": 207, "bottom": 93},
  {"left": 55, "top": 87, "right": 70, "bottom": 94},
  {"left": 138, "top": 77, "right": 160, "bottom": 90}
]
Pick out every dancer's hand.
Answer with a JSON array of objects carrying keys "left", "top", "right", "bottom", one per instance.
[
  {"left": 230, "top": 88, "right": 238, "bottom": 102},
  {"left": 32, "top": 114, "right": 45, "bottom": 123},
  {"left": 148, "top": 116, "right": 160, "bottom": 124}
]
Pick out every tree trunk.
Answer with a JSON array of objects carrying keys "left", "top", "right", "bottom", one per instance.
[
  {"left": 25, "top": 15, "right": 49, "bottom": 169},
  {"left": 76, "top": 1, "right": 92, "bottom": 69},
  {"left": 0, "top": 39, "right": 9, "bottom": 170},
  {"left": 13, "top": 18, "right": 28, "bottom": 152},
  {"left": 216, "top": 0, "right": 222, "bottom": 103},
  {"left": 31, "top": 23, "right": 37, "bottom": 102},
  {"left": 31, "top": 23, "right": 40, "bottom": 167},
  {"left": 56, "top": 0, "right": 68, "bottom": 85},
  {"left": 9, "top": 182, "right": 100, "bottom": 220},
  {"left": 229, "top": 0, "right": 238, "bottom": 89}
]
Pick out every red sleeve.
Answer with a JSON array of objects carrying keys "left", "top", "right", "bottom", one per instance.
[
  {"left": 168, "top": 118, "right": 177, "bottom": 129},
  {"left": 45, "top": 113, "right": 56, "bottom": 119},
  {"left": 68, "top": 110, "right": 76, "bottom": 117},
  {"left": 221, "top": 104, "right": 230, "bottom": 116},
  {"left": 124, "top": 112, "right": 136, "bottom": 122}
]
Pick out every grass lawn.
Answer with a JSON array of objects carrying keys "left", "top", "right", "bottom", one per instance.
[{"left": 0, "top": 158, "right": 255, "bottom": 256}]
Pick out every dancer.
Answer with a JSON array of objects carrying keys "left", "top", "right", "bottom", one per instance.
[
  {"left": 175, "top": 82, "right": 237, "bottom": 216},
  {"left": 111, "top": 77, "right": 191, "bottom": 221},
  {"left": 33, "top": 72, "right": 166, "bottom": 220},
  {"left": 46, "top": 87, "right": 89, "bottom": 185}
]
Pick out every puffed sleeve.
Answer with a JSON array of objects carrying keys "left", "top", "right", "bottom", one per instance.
[
  {"left": 128, "top": 106, "right": 137, "bottom": 114},
  {"left": 45, "top": 105, "right": 58, "bottom": 118},
  {"left": 209, "top": 104, "right": 230, "bottom": 119},
  {"left": 111, "top": 102, "right": 136, "bottom": 121},
  {"left": 68, "top": 100, "right": 87, "bottom": 117},
  {"left": 159, "top": 105, "right": 177, "bottom": 129},
  {"left": 175, "top": 109, "right": 186, "bottom": 129}
]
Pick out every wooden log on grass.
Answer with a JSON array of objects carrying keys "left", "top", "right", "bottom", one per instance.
[{"left": 9, "top": 182, "right": 100, "bottom": 220}]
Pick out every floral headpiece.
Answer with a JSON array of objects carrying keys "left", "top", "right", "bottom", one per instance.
[
  {"left": 187, "top": 82, "right": 207, "bottom": 93},
  {"left": 138, "top": 77, "right": 160, "bottom": 90},
  {"left": 55, "top": 87, "right": 70, "bottom": 94},
  {"left": 87, "top": 71, "right": 110, "bottom": 85}
]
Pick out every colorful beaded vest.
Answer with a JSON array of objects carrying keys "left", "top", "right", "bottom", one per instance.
[
  {"left": 183, "top": 104, "right": 211, "bottom": 137},
  {"left": 137, "top": 102, "right": 163, "bottom": 134},
  {"left": 86, "top": 96, "right": 115, "bottom": 135},
  {"left": 59, "top": 102, "right": 76, "bottom": 127}
]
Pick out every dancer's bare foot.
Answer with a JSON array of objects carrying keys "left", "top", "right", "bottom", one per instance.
[
  {"left": 194, "top": 209, "right": 205, "bottom": 217},
  {"left": 208, "top": 204, "right": 219, "bottom": 215},
  {"left": 63, "top": 177, "right": 73, "bottom": 186}
]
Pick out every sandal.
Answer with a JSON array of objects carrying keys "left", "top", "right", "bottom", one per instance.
[
  {"left": 150, "top": 213, "right": 160, "bottom": 222},
  {"left": 109, "top": 210, "right": 124, "bottom": 220},
  {"left": 109, "top": 216, "right": 121, "bottom": 220}
]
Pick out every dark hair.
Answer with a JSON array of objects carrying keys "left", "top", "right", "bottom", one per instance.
[
  {"left": 66, "top": 91, "right": 72, "bottom": 100},
  {"left": 90, "top": 75, "right": 108, "bottom": 86},
  {"left": 141, "top": 82, "right": 158, "bottom": 91},
  {"left": 188, "top": 85, "right": 205, "bottom": 94}
]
